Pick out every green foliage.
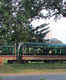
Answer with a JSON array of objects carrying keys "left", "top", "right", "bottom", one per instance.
[{"left": 0, "top": 0, "right": 30, "bottom": 44}]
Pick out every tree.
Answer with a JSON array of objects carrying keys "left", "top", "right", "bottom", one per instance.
[
  {"left": 0, "top": 0, "right": 31, "bottom": 44},
  {"left": 0, "top": 0, "right": 50, "bottom": 44}
]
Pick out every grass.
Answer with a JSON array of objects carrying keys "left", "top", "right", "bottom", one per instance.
[{"left": 0, "top": 62, "right": 66, "bottom": 73}]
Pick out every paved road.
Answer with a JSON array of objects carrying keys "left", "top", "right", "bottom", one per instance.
[{"left": 0, "top": 74, "right": 66, "bottom": 80}]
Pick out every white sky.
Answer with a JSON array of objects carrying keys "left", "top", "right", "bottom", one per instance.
[
  {"left": 49, "top": 17, "right": 66, "bottom": 44},
  {"left": 31, "top": 17, "right": 66, "bottom": 44}
]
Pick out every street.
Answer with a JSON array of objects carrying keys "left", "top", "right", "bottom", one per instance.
[{"left": 0, "top": 74, "right": 66, "bottom": 80}]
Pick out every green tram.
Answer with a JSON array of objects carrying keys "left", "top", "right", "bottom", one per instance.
[{"left": 0, "top": 42, "right": 66, "bottom": 63}]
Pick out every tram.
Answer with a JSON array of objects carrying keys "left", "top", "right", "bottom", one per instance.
[{"left": 0, "top": 42, "right": 66, "bottom": 63}]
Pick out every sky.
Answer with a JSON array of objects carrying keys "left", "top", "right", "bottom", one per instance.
[
  {"left": 31, "top": 16, "right": 66, "bottom": 44},
  {"left": 49, "top": 17, "right": 66, "bottom": 44}
]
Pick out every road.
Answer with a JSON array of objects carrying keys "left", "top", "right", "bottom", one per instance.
[{"left": 0, "top": 74, "right": 66, "bottom": 80}]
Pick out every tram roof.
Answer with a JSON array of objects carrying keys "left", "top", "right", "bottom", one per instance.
[
  {"left": 47, "top": 44, "right": 66, "bottom": 48},
  {"left": 24, "top": 42, "right": 66, "bottom": 47},
  {"left": 24, "top": 42, "right": 48, "bottom": 46}
]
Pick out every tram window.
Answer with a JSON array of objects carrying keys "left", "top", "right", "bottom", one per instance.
[
  {"left": 29, "top": 48, "right": 34, "bottom": 55},
  {"left": 61, "top": 48, "right": 64, "bottom": 55},
  {"left": 24, "top": 48, "right": 28, "bottom": 55},
  {"left": 45, "top": 48, "right": 49, "bottom": 55},
  {"left": 54, "top": 49, "right": 57, "bottom": 55},
  {"left": 43, "top": 47, "right": 47, "bottom": 55},
  {"left": 56, "top": 49, "right": 60, "bottom": 55},
  {"left": 64, "top": 48, "right": 66, "bottom": 55},
  {"left": 43, "top": 49, "right": 46, "bottom": 55},
  {"left": 24, "top": 48, "right": 29, "bottom": 55}
]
